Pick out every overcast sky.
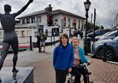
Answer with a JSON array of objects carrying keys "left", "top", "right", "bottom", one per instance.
[{"left": 0, "top": 0, "right": 118, "bottom": 28}]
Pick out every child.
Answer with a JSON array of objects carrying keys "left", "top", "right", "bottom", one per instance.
[
  {"left": 71, "top": 37, "right": 92, "bottom": 83},
  {"left": 53, "top": 33, "right": 74, "bottom": 83}
]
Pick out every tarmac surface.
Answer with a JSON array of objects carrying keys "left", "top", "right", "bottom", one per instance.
[{"left": 0, "top": 40, "right": 118, "bottom": 83}]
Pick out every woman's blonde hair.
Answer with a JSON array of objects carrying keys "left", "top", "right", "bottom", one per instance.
[{"left": 71, "top": 37, "right": 80, "bottom": 44}]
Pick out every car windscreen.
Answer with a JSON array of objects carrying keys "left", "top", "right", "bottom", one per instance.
[
  {"left": 103, "top": 32, "right": 111, "bottom": 36},
  {"left": 106, "top": 31, "right": 117, "bottom": 36},
  {"left": 95, "top": 30, "right": 101, "bottom": 35},
  {"left": 113, "top": 36, "right": 118, "bottom": 41}
]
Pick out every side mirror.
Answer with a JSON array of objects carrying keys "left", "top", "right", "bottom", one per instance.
[{"left": 111, "top": 38, "right": 114, "bottom": 40}]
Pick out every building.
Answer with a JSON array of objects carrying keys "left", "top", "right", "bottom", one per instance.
[{"left": 16, "top": 5, "right": 85, "bottom": 31}]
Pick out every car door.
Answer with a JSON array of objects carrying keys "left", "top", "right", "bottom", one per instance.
[{"left": 114, "top": 37, "right": 118, "bottom": 57}]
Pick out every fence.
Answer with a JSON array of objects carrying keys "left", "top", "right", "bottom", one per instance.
[{"left": 0, "top": 36, "right": 32, "bottom": 53}]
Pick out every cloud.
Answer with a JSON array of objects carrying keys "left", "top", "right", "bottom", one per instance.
[
  {"left": 0, "top": 0, "right": 118, "bottom": 28},
  {"left": 89, "top": 0, "right": 118, "bottom": 28}
]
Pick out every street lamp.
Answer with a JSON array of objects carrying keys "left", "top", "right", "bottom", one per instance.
[{"left": 84, "top": 0, "right": 91, "bottom": 55}]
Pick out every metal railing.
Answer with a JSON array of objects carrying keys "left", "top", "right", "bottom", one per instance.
[{"left": 0, "top": 36, "right": 33, "bottom": 52}]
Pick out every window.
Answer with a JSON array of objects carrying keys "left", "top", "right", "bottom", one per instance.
[
  {"left": 68, "top": 18, "right": 71, "bottom": 27},
  {"left": 78, "top": 20, "right": 80, "bottom": 29},
  {"left": 27, "top": 18, "right": 30, "bottom": 24},
  {"left": 55, "top": 19, "right": 58, "bottom": 22},
  {"left": 22, "top": 19, "right": 25, "bottom": 24},
  {"left": 39, "top": 25, "right": 44, "bottom": 29},
  {"left": 21, "top": 31, "right": 25, "bottom": 37},
  {"left": 63, "top": 17, "right": 66, "bottom": 26},
  {"left": 47, "top": 15, "right": 53, "bottom": 26},
  {"left": 31, "top": 17, "right": 35, "bottom": 23},
  {"left": 38, "top": 16, "right": 41, "bottom": 23}
]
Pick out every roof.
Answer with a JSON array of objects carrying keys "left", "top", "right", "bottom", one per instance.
[
  {"left": 17, "top": 10, "right": 46, "bottom": 19},
  {"left": 52, "top": 9, "right": 85, "bottom": 19},
  {"left": 17, "top": 9, "right": 85, "bottom": 19}
]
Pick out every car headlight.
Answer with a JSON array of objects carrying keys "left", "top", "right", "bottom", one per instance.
[
  {"left": 92, "top": 42, "right": 100, "bottom": 53},
  {"left": 92, "top": 43, "right": 96, "bottom": 53}
]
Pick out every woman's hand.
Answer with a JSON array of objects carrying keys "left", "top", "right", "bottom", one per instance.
[{"left": 68, "top": 68, "right": 72, "bottom": 73}]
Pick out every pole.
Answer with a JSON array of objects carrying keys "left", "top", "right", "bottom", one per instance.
[
  {"left": 91, "top": 13, "right": 93, "bottom": 23},
  {"left": 54, "top": 33, "right": 55, "bottom": 45},
  {"left": 29, "top": 36, "right": 33, "bottom": 51},
  {"left": 84, "top": 10, "right": 88, "bottom": 55},
  {"left": 91, "top": 13, "right": 93, "bottom": 32},
  {"left": 69, "top": 28, "right": 71, "bottom": 38},
  {"left": 85, "top": 10, "right": 88, "bottom": 40},
  {"left": 102, "top": 43, "right": 107, "bottom": 62},
  {"left": 84, "top": 0, "right": 91, "bottom": 55},
  {"left": 93, "top": 8, "right": 96, "bottom": 42},
  {"left": 51, "top": 36, "right": 52, "bottom": 46}
]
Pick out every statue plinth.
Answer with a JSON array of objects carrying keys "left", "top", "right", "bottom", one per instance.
[{"left": 0, "top": 67, "right": 34, "bottom": 83}]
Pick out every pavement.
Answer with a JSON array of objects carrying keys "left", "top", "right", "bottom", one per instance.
[{"left": 1, "top": 40, "right": 118, "bottom": 83}]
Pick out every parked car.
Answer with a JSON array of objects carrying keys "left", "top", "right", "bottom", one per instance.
[
  {"left": 95, "top": 30, "right": 118, "bottom": 41},
  {"left": 87, "top": 29, "right": 111, "bottom": 40},
  {"left": 92, "top": 36, "right": 118, "bottom": 60}
]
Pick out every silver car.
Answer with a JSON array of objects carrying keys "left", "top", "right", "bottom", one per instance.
[
  {"left": 95, "top": 30, "right": 118, "bottom": 41},
  {"left": 92, "top": 36, "right": 118, "bottom": 60}
]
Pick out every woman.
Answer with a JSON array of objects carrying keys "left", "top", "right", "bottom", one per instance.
[
  {"left": 53, "top": 33, "right": 74, "bottom": 83},
  {"left": 71, "top": 37, "right": 92, "bottom": 83},
  {"left": 36, "top": 32, "right": 41, "bottom": 52}
]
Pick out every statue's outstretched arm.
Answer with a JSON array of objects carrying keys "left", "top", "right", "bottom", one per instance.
[{"left": 13, "top": 0, "right": 33, "bottom": 17}]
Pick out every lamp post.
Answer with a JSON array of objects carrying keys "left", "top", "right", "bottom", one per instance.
[{"left": 84, "top": 0, "right": 91, "bottom": 55}]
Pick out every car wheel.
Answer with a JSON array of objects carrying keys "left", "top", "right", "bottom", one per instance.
[{"left": 97, "top": 47, "right": 115, "bottom": 61}]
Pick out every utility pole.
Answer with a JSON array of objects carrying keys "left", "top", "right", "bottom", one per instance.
[{"left": 93, "top": 8, "right": 96, "bottom": 42}]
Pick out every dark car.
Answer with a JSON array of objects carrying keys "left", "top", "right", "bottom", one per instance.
[
  {"left": 95, "top": 30, "right": 118, "bottom": 41},
  {"left": 87, "top": 29, "right": 111, "bottom": 40},
  {"left": 92, "top": 36, "right": 118, "bottom": 60}
]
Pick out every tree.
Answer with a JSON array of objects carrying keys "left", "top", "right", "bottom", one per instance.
[
  {"left": 84, "top": 21, "right": 101, "bottom": 32},
  {"left": 101, "top": 25, "right": 104, "bottom": 29},
  {"left": 95, "top": 25, "right": 100, "bottom": 30}
]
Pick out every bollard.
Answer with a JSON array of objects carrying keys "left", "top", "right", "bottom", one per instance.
[
  {"left": 51, "top": 36, "right": 52, "bottom": 46},
  {"left": 29, "top": 36, "right": 33, "bottom": 51},
  {"left": 84, "top": 39, "right": 88, "bottom": 55},
  {"left": 102, "top": 43, "right": 107, "bottom": 62},
  {"left": 84, "top": 38, "right": 91, "bottom": 55},
  {"left": 54, "top": 35, "right": 55, "bottom": 45}
]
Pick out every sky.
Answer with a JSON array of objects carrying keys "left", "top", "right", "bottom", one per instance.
[{"left": 0, "top": 0, "right": 118, "bottom": 29}]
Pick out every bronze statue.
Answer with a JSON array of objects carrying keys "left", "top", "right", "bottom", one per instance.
[{"left": 0, "top": 0, "right": 33, "bottom": 82}]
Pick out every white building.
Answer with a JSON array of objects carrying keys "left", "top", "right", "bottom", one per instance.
[{"left": 16, "top": 5, "right": 85, "bottom": 31}]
